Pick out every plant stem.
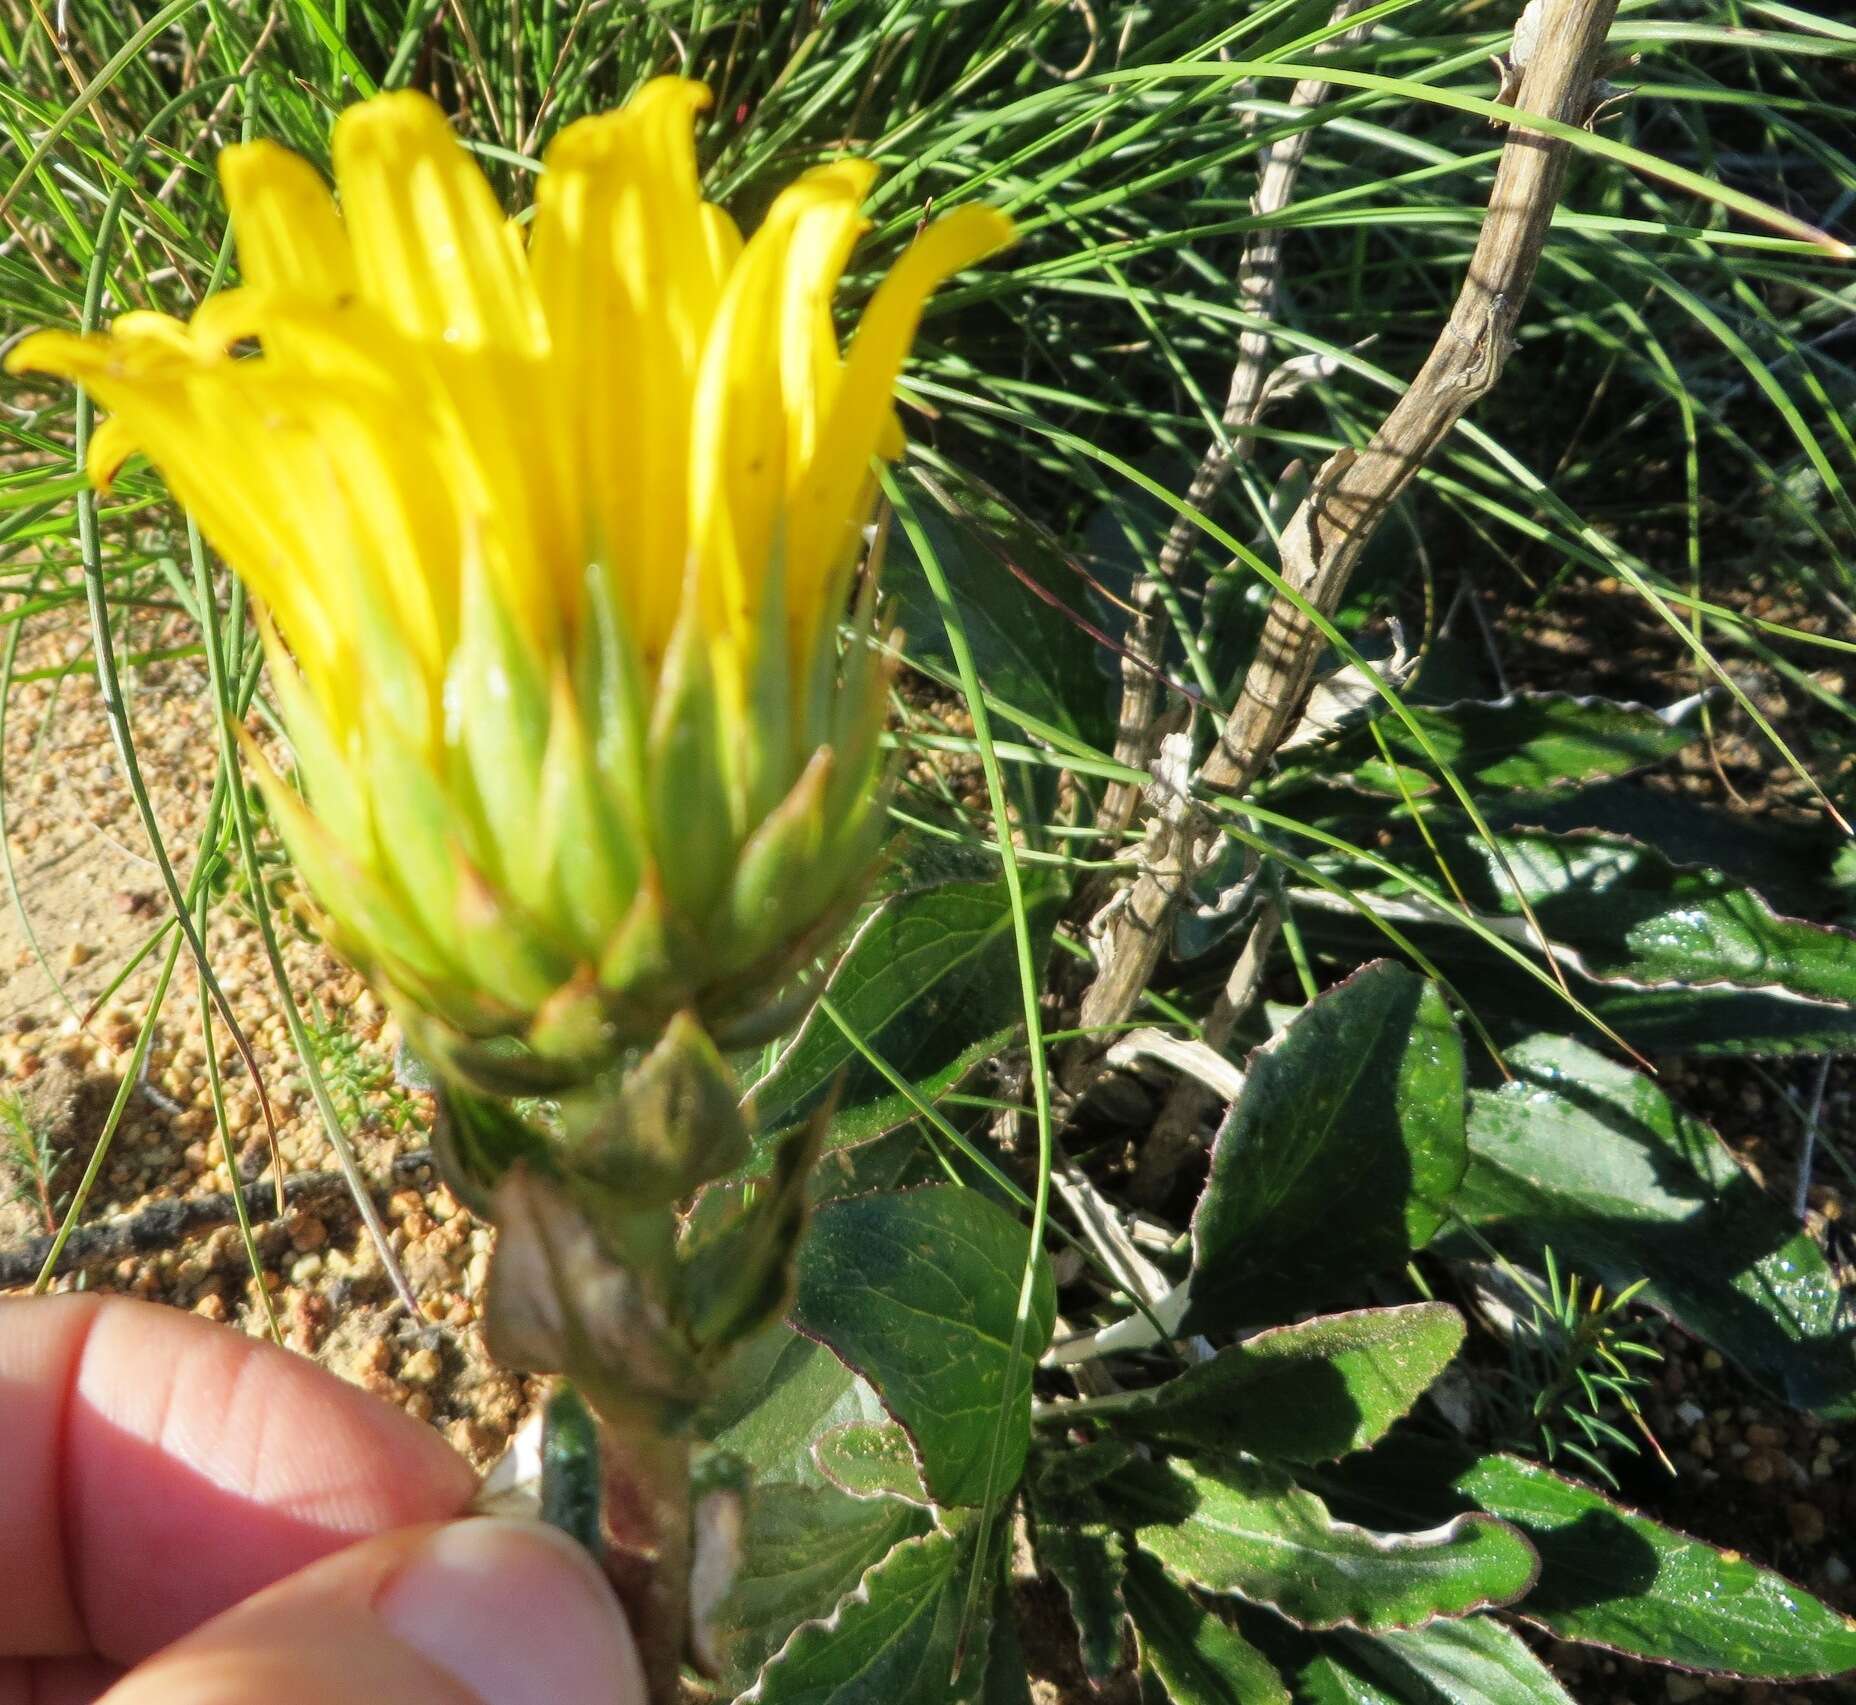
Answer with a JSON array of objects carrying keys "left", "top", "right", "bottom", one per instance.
[
  {"left": 1097, "top": 0, "right": 1373, "bottom": 842},
  {"left": 593, "top": 1409, "right": 692, "bottom": 1703}
]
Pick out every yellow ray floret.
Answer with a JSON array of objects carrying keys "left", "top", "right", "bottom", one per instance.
[{"left": 8, "top": 78, "right": 1009, "bottom": 732}]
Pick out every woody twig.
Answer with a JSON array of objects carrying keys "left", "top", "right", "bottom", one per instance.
[{"left": 1070, "top": 0, "right": 1625, "bottom": 1077}]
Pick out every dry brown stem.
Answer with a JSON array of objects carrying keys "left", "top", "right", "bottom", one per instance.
[
  {"left": 0, "top": 1148, "right": 435, "bottom": 1290},
  {"left": 1131, "top": 902, "right": 1283, "bottom": 1203},
  {"left": 1098, "top": 0, "right": 1372, "bottom": 839},
  {"left": 1072, "top": 0, "right": 1623, "bottom": 1065}
]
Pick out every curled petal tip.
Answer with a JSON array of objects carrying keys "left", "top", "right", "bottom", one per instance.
[
  {"left": 4, "top": 328, "right": 88, "bottom": 380},
  {"left": 632, "top": 75, "right": 714, "bottom": 113},
  {"left": 86, "top": 416, "right": 141, "bottom": 491},
  {"left": 931, "top": 202, "right": 1017, "bottom": 265},
  {"left": 813, "top": 157, "right": 881, "bottom": 201}
]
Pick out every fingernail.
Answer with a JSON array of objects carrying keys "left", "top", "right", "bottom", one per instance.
[{"left": 378, "top": 1518, "right": 644, "bottom": 1705}]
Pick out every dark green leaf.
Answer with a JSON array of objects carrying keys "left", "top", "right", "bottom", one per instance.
[
  {"left": 1308, "top": 695, "right": 1697, "bottom": 797},
  {"left": 1341, "top": 1618, "right": 1574, "bottom": 1704},
  {"left": 683, "top": 1110, "right": 823, "bottom": 1352},
  {"left": 1460, "top": 1454, "right": 1856, "bottom": 1679},
  {"left": 570, "top": 1009, "right": 750, "bottom": 1201},
  {"left": 538, "top": 1384, "right": 602, "bottom": 1559},
  {"left": 1489, "top": 781, "right": 1847, "bottom": 919},
  {"left": 792, "top": 1185, "right": 1056, "bottom": 1506},
  {"left": 1453, "top": 1034, "right": 1856, "bottom": 1417},
  {"left": 981, "top": 1586, "right": 1034, "bottom": 1705},
  {"left": 1565, "top": 981, "right": 1856, "bottom": 1057},
  {"left": 888, "top": 485, "right": 1114, "bottom": 753},
  {"left": 1186, "top": 961, "right": 1466, "bottom": 1330},
  {"left": 815, "top": 1422, "right": 933, "bottom": 1506},
  {"left": 1216, "top": 1609, "right": 1411, "bottom": 1704},
  {"left": 747, "top": 869, "right": 1060, "bottom": 1166},
  {"left": 1108, "top": 1458, "right": 1538, "bottom": 1632},
  {"left": 715, "top": 1483, "right": 931, "bottom": 1684},
  {"left": 1301, "top": 827, "right": 1856, "bottom": 1056},
  {"left": 1096, "top": 1304, "right": 1466, "bottom": 1463},
  {"left": 746, "top": 1523, "right": 979, "bottom": 1704},
  {"left": 1031, "top": 1437, "right": 1141, "bottom": 1501},
  {"left": 1456, "top": 828, "right": 1856, "bottom": 998},
  {"left": 1289, "top": 1651, "right": 1409, "bottom": 1704},
  {"left": 809, "top": 1127, "right": 928, "bottom": 1202},
  {"left": 1124, "top": 1550, "right": 1290, "bottom": 1704},
  {"left": 704, "top": 1327, "right": 888, "bottom": 1487},
  {"left": 430, "top": 1082, "right": 555, "bottom": 1214},
  {"left": 1030, "top": 1507, "right": 1129, "bottom": 1684}
]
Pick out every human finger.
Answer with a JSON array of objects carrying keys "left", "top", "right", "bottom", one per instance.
[
  {"left": 98, "top": 1518, "right": 644, "bottom": 1705},
  {"left": 0, "top": 1294, "right": 475, "bottom": 1665}
]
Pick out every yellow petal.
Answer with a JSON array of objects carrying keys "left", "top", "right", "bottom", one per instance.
[
  {"left": 701, "top": 202, "right": 744, "bottom": 293},
  {"left": 5, "top": 327, "right": 107, "bottom": 381},
  {"left": 334, "top": 93, "right": 568, "bottom": 648},
  {"left": 15, "top": 341, "right": 307, "bottom": 623},
  {"left": 107, "top": 311, "right": 197, "bottom": 355},
  {"left": 530, "top": 78, "right": 720, "bottom": 663},
  {"left": 219, "top": 139, "right": 356, "bottom": 301},
  {"left": 261, "top": 613, "right": 368, "bottom": 851},
  {"left": 5, "top": 320, "right": 186, "bottom": 384},
  {"left": 197, "top": 290, "right": 404, "bottom": 388},
  {"left": 787, "top": 204, "right": 1013, "bottom": 621},
  {"left": 690, "top": 161, "right": 873, "bottom": 674},
  {"left": 187, "top": 288, "right": 268, "bottom": 353},
  {"left": 331, "top": 90, "right": 545, "bottom": 354},
  {"left": 155, "top": 385, "right": 353, "bottom": 685},
  {"left": 779, "top": 161, "right": 876, "bottom": 469},
  {"left": 174, "top": 291, "right": 468, "bottom": 681},
  {"left": 86, "top": 414, "right": 140, "bottom": 488},
  {"left": 272, "top": 375, "right": 458, "bottom": 688},
  {"left": 14, "top": 316, "right": 399, "bottom": 721}
]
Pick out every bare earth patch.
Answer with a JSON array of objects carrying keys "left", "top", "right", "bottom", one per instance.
[{"left": 0, "top": 616, "right": 534, "bottom": 1477}]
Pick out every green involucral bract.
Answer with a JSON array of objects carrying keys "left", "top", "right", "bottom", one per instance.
[{"left": 285, "top": 549, "right": 894, "bottom": 1097}]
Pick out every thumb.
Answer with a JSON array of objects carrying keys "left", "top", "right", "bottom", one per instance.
[{"left": 100, "top": 1518, "right": 647, "bottom": 1705}]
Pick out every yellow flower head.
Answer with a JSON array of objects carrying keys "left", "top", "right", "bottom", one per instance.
[{"left": 11, "top": 81, "right": 1011, "bottom": 1076}]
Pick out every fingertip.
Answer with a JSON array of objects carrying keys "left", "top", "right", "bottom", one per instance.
[
  {"left": 69, "top": 1299, "right": 478, "bottom": 1658},
  {"left": 377, "top": 1519, "right": 647, "bottom": 1705},
  {"left": 99, "top": 1520, "right": 645, "bottom": 1705},
  {"left": 0, "top": 1294, "right": 476, "bottom": 1665}
]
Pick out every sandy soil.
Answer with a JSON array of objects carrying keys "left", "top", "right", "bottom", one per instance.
[{"left": 0, "top": 619, "right": 532, "bottom": 1474}]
